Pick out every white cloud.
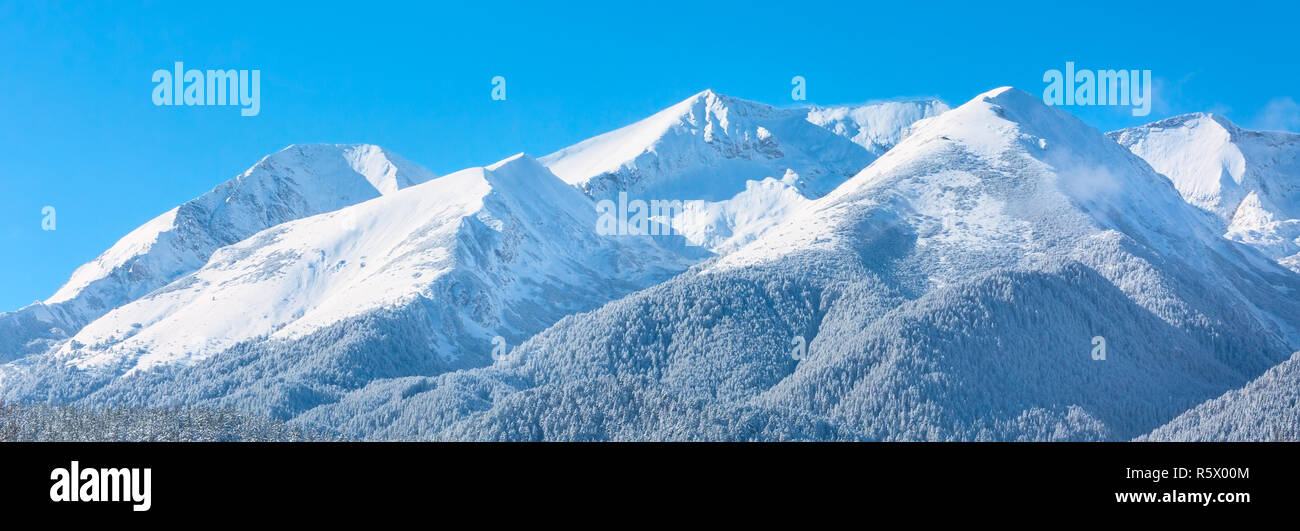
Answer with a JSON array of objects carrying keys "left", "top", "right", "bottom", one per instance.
[{"left": 1254, "top": 97, "right": 1300, "bottom": 133}]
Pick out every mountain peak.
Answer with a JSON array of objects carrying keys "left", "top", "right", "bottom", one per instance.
[
  {"left": 668, "top": 89, "right": 779, "bottom": 121},
  {"left": 485, "top": 152, "right": 539, "bottom": 171},
  {"left": 975, "top": 85, "right": 1019, "bottom": 100},
  {"left": 1119, "top": 113, "right": 1243, "bottom": 138},
  {"left": 1111, "top": 110, "right": 1300, "bottom": 271},
  {"left": 540, "top": 90, "right": 943, "bottom": 202},
  {"left": 973, "top": 86, "right": 1066, "bottom": 120},
  {"left": 690, "top": 88, "right": 722, "bottom": 100},
  {"left": 480, "top": 152, "right": 570, "bottom": 196},
  {"left": 16, "top": 143, "right": 438, "bottom": 359},
  {"left": 683, "top": 88, "right": 738, "bottom": 106},
  {"left": 724, "top": 84, "right": 1219, "bottom": 273},
  {"left": 253, "top": 143, "right": 436, "bottom": 195},
  {"left": 886, "top": 85, "right": 1103, "bottom": 163},
  {"left": 975, "top": 86, "right": 1056, "bottom": 118}
]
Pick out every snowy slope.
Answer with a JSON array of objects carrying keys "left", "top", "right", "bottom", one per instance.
[
  {"left": 540, "top": 90, "right": 945, "bottom": 253},
  {"left": 541, "top": 89, "right": 861, "bottom": 200},
  {"left": 0, "top": 144, "right": 435, "bottom": 363},
  {"left": 1110, "top": 114, "right": 1300, "bottom": 272},
  {"left": 806, "top": 99, "right": 950, "bottom": 155},
  {"left": 2, "top": 154, "right": 701, "bottom": 416},
  {"left": 301, "top": 88, "right": 1300, "bottom": 441},
  {"left": 1139, "top": 352, "right": 1300, "bottom": 441},
  {"left": 666, "top": 175, "right": 814, "bottom": 254}
]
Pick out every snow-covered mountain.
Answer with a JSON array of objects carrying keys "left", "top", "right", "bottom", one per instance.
[
  {"left": 540, "top": 89, "right": 946, "bottom": 253},
  {"left": 1139, "top": 351, "right": 1300, "bottom": 441},
  {"left": 298, "top": 88, "right": 1300, "bottom": 441},
  {"left": 1110, "top": 114, "right": 1300, "bottom": 272},
  {"left": 1, "top": 154, "right": 701, "bottom": 417},
  {"left": 4, "top": 89, "right": 944, "bottom": 413},
  {"left": 0, "top": 144, "right": 436, "bottom": 363},
  {"left": 542, "top": 89, "right": 860, "bottom": 201},
  {"left": 5, "top": 87, "right": 1298, "bottom": 442}
]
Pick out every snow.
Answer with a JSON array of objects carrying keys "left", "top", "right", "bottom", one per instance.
[
  {"left": 45, "top": 144, "right": 435, "bottom": 308},
  {"left": 540, "top": 90, "right": 943, "bottom": 201},
  {"left": 1111, "top": 113, "right": 1300, "bottom": 272},
  {"left": 287, "top": 87, "right": 1300, "bottom": 441},
  {"left": 5, "top": 86, "right": 1300, "bottom": 442},
  {"left": 668, "top": 174, "right": 813, "bottom": 253},
  {"left": 539, "top": 89, "right": 944, "bottom": 254},
  {"left": 48, "top": 206, "right": 185, "bottom": 306},
  {"left": 709, "top": 87, "right": 1246, "bottom": 275},
  {"left": 805, "top": 99, "right": 950, "bottom": 154},
  {"left": 0, "top": 143, "right": 436, "bottom": 363},
  {"left": 60, "top": 169, "right": 484, "bottom": 372},
  {"left": 52, "top": 153, "right": 699, "bottom": 375}
]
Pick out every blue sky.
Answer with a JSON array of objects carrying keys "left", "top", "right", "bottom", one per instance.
[{"left": 1, "top": 0, "right": 1297, "bottom": 311}]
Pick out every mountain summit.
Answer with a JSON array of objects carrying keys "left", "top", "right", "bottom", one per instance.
[
  {"left": 0, "top": 144, "right": 436, "bottom": 363},
  {"left": 541, "top": 89, "right": 946, "bottom": 201},
  {"left": 539, "top": 90, "right": 946, "bottom": 253},
  {"left": 1111, "top": 113, "right": 1300, "bottom": 272}
]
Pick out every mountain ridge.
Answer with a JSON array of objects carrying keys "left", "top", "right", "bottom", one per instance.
[
  {"left": 5, "top": 87, "right": 1299, "bottom": 442},
  {"left": 539, "top": 89, "right": 947, "bottom": 253},
  {"left": 0, "top": 143, "right": 437, "bottom": 363},
  {"left": 290, "top": 87, "right": 1300, "bottom": 440},
  {"left": 1110, "top": 113, "right": 1300, "bottom": 273}
]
